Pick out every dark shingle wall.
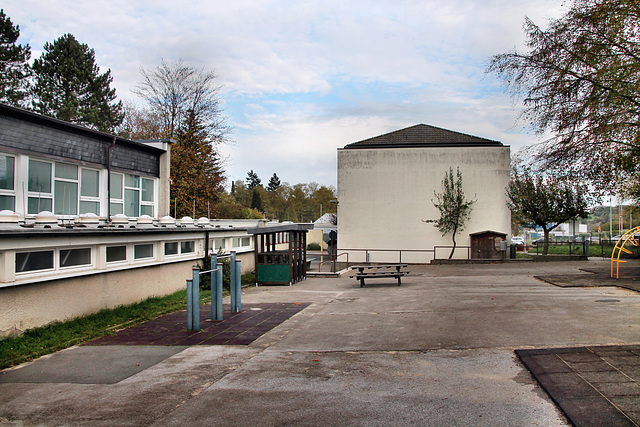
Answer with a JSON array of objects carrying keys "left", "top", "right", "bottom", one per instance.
[{"left": 0, "top": 114, "right": 160, "bottom": 177}]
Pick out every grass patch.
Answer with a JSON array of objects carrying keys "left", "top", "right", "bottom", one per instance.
[{"left": 0, "top": 272, "right": 255, "bottom": 370}]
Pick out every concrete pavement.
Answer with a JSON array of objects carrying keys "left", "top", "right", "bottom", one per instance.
[{"left": 2, "top": 259, "right": 640, "bottom": 426}]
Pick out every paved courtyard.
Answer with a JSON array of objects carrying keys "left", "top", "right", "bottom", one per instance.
[{"left": 2, "top": 259, "right": 640, "bottom": 426}]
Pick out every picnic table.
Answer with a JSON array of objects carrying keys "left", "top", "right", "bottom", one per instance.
[{"left": 350, "top": 263, "right": 409, "bottom": 287}]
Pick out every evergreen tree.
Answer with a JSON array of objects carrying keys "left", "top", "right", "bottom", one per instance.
[
  {"left": 267, "top": 173, "right": 281, "bottom": 192},
  {"left": 424, "top": 167, "right": 475, "bottom": 259},
  {"left": 246, "top": 170, "right": 261, "bottom": 190},
  {"left": 170, "top": 110, "right": 225, "bottom": 218},
  {"left": 250, "top": 188, "right": 263, "bottom": 212},
  {"left": 31, "top": 33, "right": 123, "bottom": 132},
  {"left": 0, "top": 10, "right": 31, "bottom": 107}
]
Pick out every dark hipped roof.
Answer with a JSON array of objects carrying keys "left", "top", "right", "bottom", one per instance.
[{"left": 343, "top": 124, "right": 503, "bottom": 149}]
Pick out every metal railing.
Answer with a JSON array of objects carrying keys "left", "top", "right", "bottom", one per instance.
[{"left": 308, "top": 248, "right": 435, "bottom": 272}]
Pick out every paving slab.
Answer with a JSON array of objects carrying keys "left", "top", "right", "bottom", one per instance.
[
  {"left": 517, "top": 345, "right": 640, "bottom": 426},
  {"left": 2, "top": 259, "right": 640, "bottom": 425}
]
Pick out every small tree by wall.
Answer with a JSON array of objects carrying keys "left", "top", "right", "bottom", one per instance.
[{"left": 424, "top": 167, "right": 476, "bottom": 259}]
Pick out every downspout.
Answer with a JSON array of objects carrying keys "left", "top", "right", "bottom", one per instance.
[{"left": 107, "top": 136, "right": 116, "bottom": 223}]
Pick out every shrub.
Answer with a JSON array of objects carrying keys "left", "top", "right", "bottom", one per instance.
[{"left": 307, "top": 242, "right": 321, "bottom": 251}]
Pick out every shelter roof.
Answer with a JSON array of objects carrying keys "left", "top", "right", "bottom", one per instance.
[{"left": 343, "top": 124, "right": 503, "bottom": 149}]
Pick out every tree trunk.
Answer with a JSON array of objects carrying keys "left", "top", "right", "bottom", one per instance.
[
  {"left": 449, "top": 229, "right": 457, "bottom": 259},
  {"left": 543, "top": 228, "right": 550, "bottom": 255}
]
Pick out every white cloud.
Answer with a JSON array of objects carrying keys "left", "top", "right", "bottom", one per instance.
[{"left": 3, "top": 0, "right": 568, "bottom": 187}]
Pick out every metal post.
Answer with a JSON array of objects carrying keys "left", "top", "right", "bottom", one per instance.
[
  {"left": 234, "top": 260, "right": 242, "bottom": 312},
  {"left": 215, "top": 263, "right": 223, "bottom": 320},
  {"left": 186, "top": 279, "right": 193, "bottom": 331},
  {"left": 192, "top": 266, "right": 200, "bottom": 331},
  {"left": 230, "top": 251, "right": 237, "bottom": 312}
]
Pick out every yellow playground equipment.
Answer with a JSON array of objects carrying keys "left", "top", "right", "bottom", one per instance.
[{"left": 611, "top": 225, "right": 640, "bottom": 278}]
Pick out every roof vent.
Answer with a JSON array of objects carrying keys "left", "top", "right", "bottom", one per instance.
[
  {"left": 111, "top": 214, "right": 129, "bottom": 224},
  {"left": 76, "top": 213, "right": 99, "bottom": 225},
  {"left": 0, "top": 210, "right": 22, "bottom": 223},
  {"left": 159, "top": 216, "right": 176, "bottom": 226},
  {"left": 196, "top": 217, "right": 210, "bottom": 226},
  {"left": 35, "top": 211, "right": 57, "bottom": 224},
  {"left": 179, "top": 216, "right": 194, "bottom": 226},
  {"left": 137, "top": 215, "right": 154, "bottom": 225}
]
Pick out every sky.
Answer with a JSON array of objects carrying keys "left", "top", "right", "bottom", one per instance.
[{"left": 4, "top": 0, "right": 567, "bottom": 189}]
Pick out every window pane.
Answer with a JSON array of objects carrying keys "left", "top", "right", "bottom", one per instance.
[
  {"left": 141, "top": 178, "right": 154, "bottom": 202},
  {"left": 106, "top": 246, "right": 127, "bottom": 262},
  {"left": 16, "top": 250, "right": 54, "bottom": 273},
  {"left": 60, "top": 248, "right": 91, "bottom": 267},
  {"left": 54, "top": 181, "right": 78, "bottom": 215},
  {"left": 28, "top": 197, "right": 52, "bottom": 214},
  {"left": 28, "top": 160, "right": 51, "bottom": 193},
  {"left": 79, "top": 200, "right": 99, "bottom": 215},
  {"left": 125, "top": 174, "right": 139, "bottom": 188},
  {"left": 213, "top": 239, "right": 225, "bottom": 251},
  {"left": 55, "top": 163, "right": 77, "bottom": 180},
  {"left": 109, "top": 202, "right": 123, "bottom": 215},
  {"left": 81, "top": 169, "right": 99, "bottom": 197},
  {"left": 140, "top": 205, "right": 154, "bottom": 217},
  {"left": 134, "top": 243, "right": 153, "bottom": 259},
  {"left": 124, "top": 189, "right": 139, "bottom": 217},
  {"left": 110, "top": 173, "right": 123, "bottom": 199},
  {"left": 181, "top": 241, "right": 195, "bottom": 253},
  {"left": 0, "top": 195, "right": 15, "bottom": 211},
  {"left": 0, "top": 155, "right": 14, "bottom": 190},
  {"left": 164, "top": 242, "right": 178, "bottom": 255}
]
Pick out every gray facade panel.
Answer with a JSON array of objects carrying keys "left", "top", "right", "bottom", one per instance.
[{"left": 0, "top": 115, "right": 160, "bottom": 177}]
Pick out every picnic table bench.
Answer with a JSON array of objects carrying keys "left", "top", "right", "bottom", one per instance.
[{"left": 350, "top": 264, "right": 409, "bottom": 287}]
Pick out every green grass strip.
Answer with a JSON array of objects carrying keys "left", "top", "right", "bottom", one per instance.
[{"left": 0, "top": 272, "right": 255, "bottom": 370}]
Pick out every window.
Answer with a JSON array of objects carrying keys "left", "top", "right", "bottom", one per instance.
[
  {"left": 79, "top": 168, "right": 100, "bottom": 215},
  {"left": 233, "top": 237, "right": 251, "bottom": 248},
  {"left": 111, "top": 173, "right": 156, "bottom": 218},
  {"left": 109, "top": 173, "right": 123, "bottom": 215},
  {"left": 54, "top": 163, "right": 78, "bottom": 215},
  {"left": 0, "top": 154, "right": 15, "bottom": 211},
  {"left": 213, "top": 238, "right": 226, "bottom": 252},
  {"left": 165, "top": 241, "right": 195, "bottom": 256},
  {"left": 59, "top": 248, "right": 91, "bottom": 268},
  {"left": 28, "top": 159, "right": 53, "bottom": 214},
  {"left": 141, "top": 178, "right": 154, "bottom": 216},
  {"left": 134, "top": 243, "right": 154, "bottom": 259},
  {"left": 181, "top": 241, "right": 195, "bottom": 253},
  {"left": 106, "top": 245, "right": 127, "bottom": 263},
  {"left": 16, "top": 250, "right": 54, "bottom": 273},
  {"left": 164, "top": 242, "right": 179, "bottom": 256}
]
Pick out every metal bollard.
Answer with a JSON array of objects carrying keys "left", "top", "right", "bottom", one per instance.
[
  {"left": 212, "top": 263, "right": 223, "bottom": 321},
  {"left": 234, "top": 259, "right": 242, "bottom": 312},
  {"left": 230, "top": 252, "right": 237, "bottom": 312},
  {"left": 192, "top": 266, "right": 200, "bottom": 331},
  {"left": 186, "top": 279, "right": 193, "bottom": 331}
]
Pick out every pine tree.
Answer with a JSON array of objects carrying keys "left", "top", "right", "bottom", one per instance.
[
  {"left": 250, "top": 188, "right": 263, "bottom": 212},
  {"left": 267, "top": 173, "right": 281, "bottom": 192},
  {"left": 31, "top": 33, "right": 123, "bottom": 132},
  {"left": 170, "top": 110, "right": 225, "bottom": 218},
  {"left": 0, "top": 10, "right": 31, "bottom": 107},
  {"left": 246, "top": 170, "right": 261, "bottom": 190}
]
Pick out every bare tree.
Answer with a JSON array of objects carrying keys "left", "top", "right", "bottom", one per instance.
[{"left": 134, "top": 59, "right": 230, "bottom": 142}]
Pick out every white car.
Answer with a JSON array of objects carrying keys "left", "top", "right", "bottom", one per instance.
[{"left": 511, "top": 237, "right": 525, "bottom": 245}]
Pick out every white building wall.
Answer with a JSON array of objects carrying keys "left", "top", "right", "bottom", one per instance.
[{"left": 337, "top": 146, "right": 511, "bottom": 262}]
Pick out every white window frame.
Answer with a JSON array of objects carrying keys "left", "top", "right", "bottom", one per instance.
[
  {"left": 79, "top": 167, "right": 101, "bottom": 215},
  {"left": 15, "top": 246, "right": 94, "bottom": 278},
  {"left": 0, "top": 153, "right": 16, "bottom": 211},
  {"left": 54, "top": 162, "right": 79, "bottom": 216},
  {"left": 27, "top": 158, "right": 53, "bottom": 214}
]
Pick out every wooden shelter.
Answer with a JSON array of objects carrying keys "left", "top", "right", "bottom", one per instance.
[
  {"left": 249, "top": 224, "right": 313, "bottom": 285},
  {"left": 469, "top": 230, "right": 507, "bottom": 259}
]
